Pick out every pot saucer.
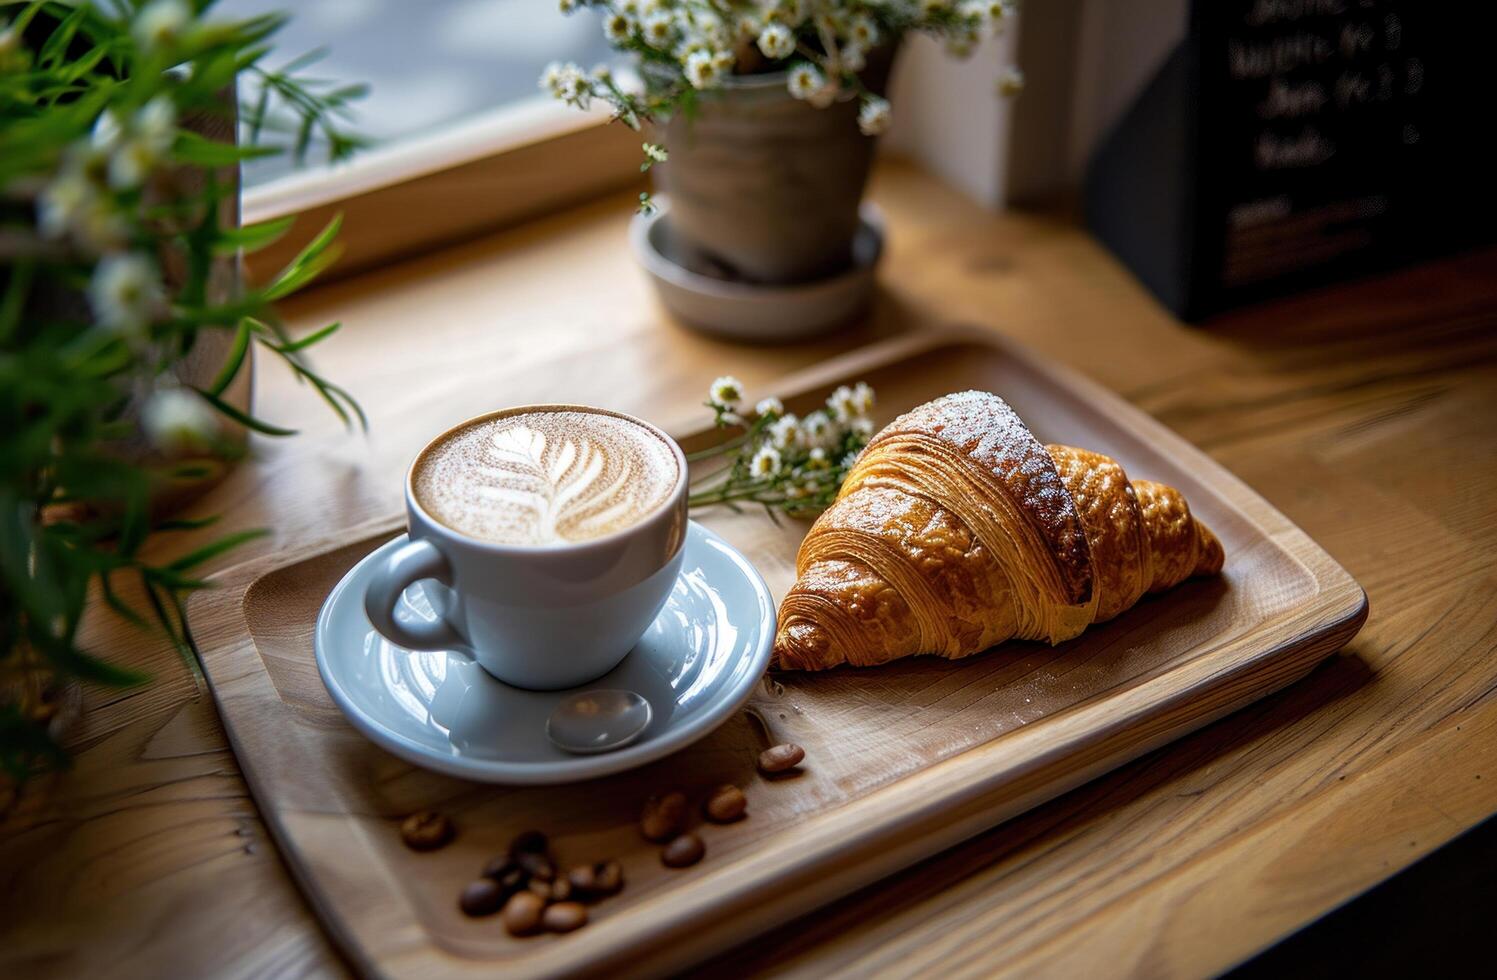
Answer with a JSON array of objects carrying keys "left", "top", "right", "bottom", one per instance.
[
  {"left": 631, "top": 195, "right": 884, "bottom": 342},
  {"left": 313, "top": 522, "right": 775, "bottom": 785}
]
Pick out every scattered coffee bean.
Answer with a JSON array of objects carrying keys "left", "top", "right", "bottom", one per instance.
[
  {"left": 543, "top": 901, "right": 589, "bottom": 934},
  {"left": 704, "top": 784, "right": 748, "bottom": 823},
  {"left": 400, "top": 810, "right": 454, "bottom": 851},
  {"left": 593, "top": 859, "right": 624, "bottom": 895},
  {"left": 640, "top": 791, "right": 688, "bottom": 842},
  {"left": 480, "top": 855, "right": 516, "bottom": 880},
  {"left": 459, "top": 878, "right": 506, "bottom": 917},
  {"left": 758, "top": 743, "right": 805, "bottom": 774},
  {"left": 515, "top": 849, "right": 555, "bottom": 882},
  {"left": 567, "top": 864, "right": 598, "bottom": 894},
  {"left": 567, "top": 859, "right": 625, "bottom": 900},
  {"left": 528, "top": 876, "right": 573, "bottom": 902},
  {"left": 661, "top": 833, "right": 705, "bottom": 868},
  {"left": 503, "top": 891, "right": 546, "bottom": 937},
  {"left": 508, "top": 830, "right": 548, "bottom": 856}
]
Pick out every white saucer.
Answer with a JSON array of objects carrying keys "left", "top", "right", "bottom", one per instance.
[{"left": 313, "top": 522, "right": 775, "bottom": 784}]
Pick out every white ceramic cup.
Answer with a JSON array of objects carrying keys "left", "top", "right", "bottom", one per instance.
[{"left": 363, "top": 406, "right": 689, "bottom": 691}]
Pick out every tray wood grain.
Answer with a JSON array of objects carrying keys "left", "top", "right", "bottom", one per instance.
[{"left": 189, "top": 330, "right": 1367, "bottom": 978}]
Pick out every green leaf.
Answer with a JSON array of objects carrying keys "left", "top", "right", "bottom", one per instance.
[
  {"left": 191, "top": 386, "right": 298, "bottom": 436},
  {"left": 271, "top": 320, "right": 340, "bottom": 353},
  {"left": 264, "top": 213, "right": 343, "bottom": 300},
  {"left": 172, "top": 130, "right": 279, "bottom": 167},
  {"left": 166, "top": 528, "right": 270, "bottom": 573},
  {"left": 207, "top": 319, "right": 252, "bottom": 396},
  {"left": 212, "top": 214, "right": 296, "bottom": 256}
]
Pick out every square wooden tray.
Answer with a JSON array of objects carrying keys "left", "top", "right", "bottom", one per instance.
[{"left": 189, "top": 330, "right": 1366, "bottom": 978}]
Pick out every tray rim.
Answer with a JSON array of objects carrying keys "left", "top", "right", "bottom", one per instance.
[{"left": 190, "top": 327, "right": 1368, "bottom": 979}]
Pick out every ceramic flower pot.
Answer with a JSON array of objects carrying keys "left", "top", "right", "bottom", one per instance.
[{"left": 652, "top": 49, "right": 896, "bottom": 285}]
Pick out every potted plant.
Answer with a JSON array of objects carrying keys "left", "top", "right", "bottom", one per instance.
[
  {"left": 0, "top": 0, "right": 365, "bottom": 789},
  {"left": 542, "top": 0, "right": 1022, "bottom": 285}
]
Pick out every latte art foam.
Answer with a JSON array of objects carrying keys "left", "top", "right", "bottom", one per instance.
[{"left": 413, "top": 410, "right": 680, "bottom": 545}]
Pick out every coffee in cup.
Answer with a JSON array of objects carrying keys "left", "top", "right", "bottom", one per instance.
[{"left": 365, "top": 406, "right": 689, "bottom": 690}]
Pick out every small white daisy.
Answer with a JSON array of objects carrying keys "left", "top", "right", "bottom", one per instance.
[
  {"left": 850, "top": 416, "right": 876, "bottom": 438},
  {"left": 132, "top": 0, "right": 190, "bottom": 52},
  {"left": 851, "top": 381, "right": 875, "bottom": 415},
  {"left": 787, "top": 63, "right": 825, "bottom": 102},
  {"left": 749, "top": 445, "right": 783, "bottom": 479},
  {"left": 684, "top": 50, "right": 723, "bottom": 89},
  {"left": 709, "top": 375, "right": 744, "bottom": 407},
  {"left": 643, "top": 12, "right": 675, "bottom": 48},
  {"left": 800, "top": 410, "right": 836, "bottom": 448},
  {"left": 806, "top": 447, "right": 830, "bottom": 470},
  {"left": 858, "top": 96, "right": 891, "bottom": 136},
  {"left": 769, "top": 413, "right": 801, "bottom": 449},
  {"left": 89, "top": 252, "right": 163, "bottom": 339},
  {"left": 841, "top": 43, "right": 867, "bottom": 73},
  {"left": 755, "top": 396, "right": 785, "bottom": 418},
  {"left": 757, "top": 23, "right": 795, "bottom": 60},
  {"left": 959, "top": 0, "right": 988, "bottom": 22},
  {"left": 828, "top": 385, "right": 859, "bottom": 423},
  {"left": 605, "top": 13, "right": 632, "bottom": 41},
  {"left": 143, "top": 385, "right": 219, "bottom": 453},
  {"left": 849, "top": 15, "right": 879, "bottom": 47}
]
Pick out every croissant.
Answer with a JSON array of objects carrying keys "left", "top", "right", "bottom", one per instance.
[{"left": 773, "top": 391, "right": 1224, "bottom": 670}]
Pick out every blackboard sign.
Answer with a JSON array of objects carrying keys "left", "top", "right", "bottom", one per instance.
[{"left": 1085, "top": 1, "right": 1493, "bottom": 321}]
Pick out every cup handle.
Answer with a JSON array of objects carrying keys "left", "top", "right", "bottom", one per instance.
[{"left": 363, "top": 538, "right": 471, "bottom": 655}]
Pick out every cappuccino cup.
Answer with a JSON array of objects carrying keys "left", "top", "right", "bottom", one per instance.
[{"left": 364, "top": 405, "right": 688, "bottom": 690}]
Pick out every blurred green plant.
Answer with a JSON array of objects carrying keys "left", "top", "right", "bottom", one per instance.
[{"left": 0, "top": 0, "right": 367, "bottom": 784}]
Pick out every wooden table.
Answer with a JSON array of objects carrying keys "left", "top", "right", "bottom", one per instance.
[{"left": 4, "top": 160, "right": 1495, "bottom": 978}]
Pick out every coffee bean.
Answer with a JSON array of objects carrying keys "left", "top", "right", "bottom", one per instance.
[
  {"left": 640, "top": 791, "right": 688, "bottom": 842},
  {"left": 503, "top": 891, "right": 546, "bottom": 937},
  {"left": 593, "top": 859, "right": 624, "bottom": 896},
  {"left": 758, "top": 743, "right": 805, "bottom": 774},
  {"left": 459, "top": 878, "right": 506, "bottom": 917},
  {"left": 543, "top": 901, "right": 589, "bottom": 933},
  {"left": 568, "top": 859, "right": 625, "bottom": 899},
  {"left": 481, "top": 856, "right": 517, "bottom": 880},
  {"left": 661, "top": 833, "right": 705, "bottom": 868},
  {"left": 515, "top": 850, "right": 555, "bottom": 882},
  {"left": 566, "top": 864, "right": 598, "bottom": 894},
  {"left": 704, "top": 784, "right": 747, "bottom": 823},
  {"left": 529, "top": 876, "right": 573, "bottom": 902},
  {"left": 400, "top": 810, "right": 454, "bottom": 851},
  {"left": 508, "top": 830, "right": 548, "bottom": 856}
]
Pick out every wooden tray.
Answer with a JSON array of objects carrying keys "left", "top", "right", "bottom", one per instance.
[{"left": 190, "top": 331, "right": 1367, "bottom": 978}]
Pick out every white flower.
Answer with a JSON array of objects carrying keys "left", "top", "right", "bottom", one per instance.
[
  {"left": 997, "top": 67, "right": 1025, "bottom": 97},
  {"left": 787, "top": 63, "right": 825, "bottom": 102},
  {"left": 768, "top": 413, "right": 801, "bottom": 449},
  {"left": 592, "top": 63, "right": 614, "bottom": 83},
  {"left": 102, "top": 96, "right": 177, "bottom": 190},
  {"left": 849, "top": 15, "right": 879, "bottom": 47},
  {"left": 841, "top": 449, "right": 862, "bottom": 469},
  {"left": 946, "top": 29, "right": 979, "bottom": 57},
  {"left": 132, "top": 0, "right": 190, "bottom": 52},
  {"left": 619, "top": 0, "right": 642, "bottom": 15},
  {"left": 709, "top": 375, "right": 743, "bottom": 407},
  {"left": 757, "top": 23, "right": 795, "bottom": 60},
  {"left": 712, "top": 49, "right": 735, "bottom": 74},
  {"left": 800, "top": 410, "right": 836, "bottom": 448},
  {"left": 959, "top": 0, "right": 989, "bottom": 22},
  {"left": 806, "top": 447, "right": 830, "bottom": 470},
  {"left": 857, "top": 96, "right": 891, "bottom": 136},
  {"left": 38, "top": 171, "right": 94, "bottom": 241},
  {"left": 785, "top": 483, "right": 806, "bottom": 500},
  {"left": 605, "top": 13, "right": 633, "bottom": 41},
  {"left": 540, "top": 61, "right": 565, "bottom": 93},
  {"left": 559, "top": 0, "right": 578, "bottom": 13},
  {"left": 828, "top": 384, "right": 859, "bottom": 423},
  {"left": 542, "top": 63, "right": 591, "bottom": 108},
  {"left": 735, "top": 16, "right": 762, "bottom": 42},
  {"left": 642, "top": 142, "right": 668, "bottom": 164},
  {"left": 91, "top": 109, "right": 125, "bottom": 153},
  {"left": 840, "top": 43, "right": 867, "bottom": 72},
  {"left": 755, "top": 396, "right": 784, "bottom": 418},
  {"left": 89, "top": 253, "right": 163, "bottom": 338},
  {"left": 642, "top": 12, "right": 675, "bottom": 48},
  {"left": 851, "top": 382, "right": 875, "bottom": 415},
  {"left": 850, "top": 416, "right": 876, "bottom": 438},
  {"left": 144, "top": 386, "right": 219, "bottom": 453},
  {"left": 749, "top": 445, "right": 783, "bottom": 479},
  {"left": 684, "top": 50, "right": 724, "bottom": 89}
]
